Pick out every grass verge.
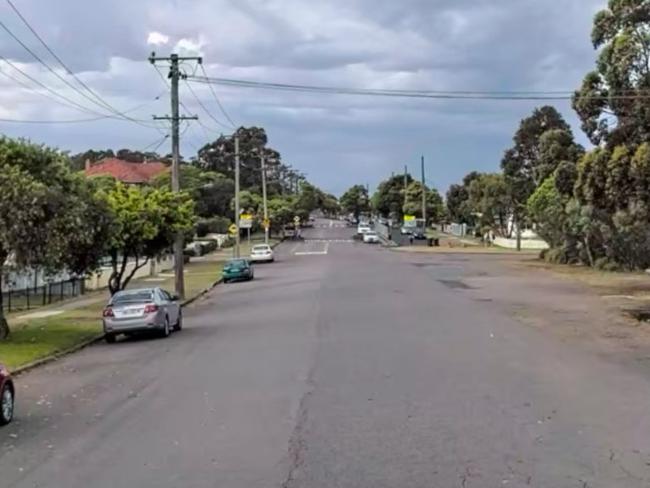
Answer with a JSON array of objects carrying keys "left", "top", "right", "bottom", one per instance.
[{"left": 0, "top": 258, "right": 224, "bottom": 371}]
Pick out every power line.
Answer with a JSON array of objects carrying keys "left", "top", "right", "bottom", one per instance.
[
  {"left": 1, "top": 2, "right": 162, "bottom": 129},
  {"left": 0, "top": 55, "right": 115, "bottom": 116},
  {"left": 199, "top": 64, "right": 236, "bottom": 128},
  {"left": 182, "top": 76, "right": 232, "bottom": 130},
  {"left": 187, "top": 75, "right": 650, "bottom": 101}
]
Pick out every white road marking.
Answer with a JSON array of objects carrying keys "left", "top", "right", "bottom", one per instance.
[{"left": 295, "top": 251, "right": 329, "bottom": 255}]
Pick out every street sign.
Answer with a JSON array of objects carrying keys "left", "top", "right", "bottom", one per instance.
[
  {"left": 293, "top": 216, "right": 301, "bottom": 224},
  {"left": 240, "top": 213, "right": 253, "bottom": 229},
  {"left": 228, "top": 224, "right": 238, "bottom": 235},
  {"left": 403, "top": 215, "right": 416, "bottom": 223},
  {"left": 263, "top": 218, "right": 271, "bottom": 229}
]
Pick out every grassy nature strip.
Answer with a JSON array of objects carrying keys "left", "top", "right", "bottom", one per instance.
[{"left": 0, "top": 259, "right": 224, "bottom": 371}]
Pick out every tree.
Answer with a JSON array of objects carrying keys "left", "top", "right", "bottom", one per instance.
[
  {"left": 527, "top": 175, "right": 568, "bottom": 248},
  {"left": 340, "top": 184, "right": 370, "bottom": 220},
  {"left": 320, "top": 193, "right": 341, "bottom": 217},
  {"left": 197, "top": 127, "right": 285, "bottom": 192},
  {"left": 0, "top": 138, "right": 113, "bottom": 339},
  {"left": 152, "top": 165, "right": 234, "bottom": 218},
  {"left": 446, "top": 171, "right": 481, "bottom": 224},
  {"left": 403, "top": 181, "right": 444, "bottom": 223},
  {"left": 573, "top": 0, "right": 650, "bottom": 147},
  {"left": 501, "top": 107, "right": 582, "bottom": 249},
  {"left": 467, "top": 173, "right": 513, "bottom": 237},
  {"left": 295, "top": 182, "right": 321, "bottom": 215},
  {"left": 373, "top": 174, "right": 414, "bottom": 218},
  {"left": 233, "top": 190, "right": 263, "bottom": 215},
  {"left": 68, "top": 149, "right": 115, "bottom": 171},
  {"left": 98, "top": 183, "right": 195, "bottom": 295}
]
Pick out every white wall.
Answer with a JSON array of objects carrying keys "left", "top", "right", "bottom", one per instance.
[
  {"left": 493, "top": 237, "right": 549, "bottom": 250},
  {"left": 85, "top": 255, "right": 174, "bottom": 291}
]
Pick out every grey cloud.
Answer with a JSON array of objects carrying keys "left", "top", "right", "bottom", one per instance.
[{"left": 0, "top": 0, "right": 609, "bottom": 195}]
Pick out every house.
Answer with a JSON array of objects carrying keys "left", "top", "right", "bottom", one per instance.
[{"left": 84, "top": 158, "right": 169, "bottom": 184}]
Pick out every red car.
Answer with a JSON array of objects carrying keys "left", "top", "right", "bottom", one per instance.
[{"left": 0, "top": 364, "right": 14, "bottom": 425}]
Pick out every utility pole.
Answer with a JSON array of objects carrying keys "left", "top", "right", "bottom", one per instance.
[
  {"left": 261, "top": 153, "right": 269, "bottom": 244},
  {"left": 402, "top": 165, "right": 409, "bottom": 209},
  {"left": 234, "top": 135, "right": 241, "bottom": 258},
  {"left": 149, "top": 52, "right": 200, "bottom": 300},
  {"left": 421, "top": 155, "right": 427, "bottom": 227}
]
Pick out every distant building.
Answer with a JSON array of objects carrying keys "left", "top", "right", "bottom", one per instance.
[{"left": 84, "top": 158, "right": 169, "bottom": 184}]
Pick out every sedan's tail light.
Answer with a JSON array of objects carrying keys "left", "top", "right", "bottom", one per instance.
[
  {"left": 144, "top": 304, "right": 159, "bottom": 313},
  {"left": 102, "top": 307, "right": 114, "bottom": 317}
]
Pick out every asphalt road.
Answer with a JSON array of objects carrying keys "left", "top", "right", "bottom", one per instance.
[{"left": 2, "top": 219, "right": 650, "bottom": 487}]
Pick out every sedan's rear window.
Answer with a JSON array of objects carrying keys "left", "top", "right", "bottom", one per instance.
[
  {"left": 252, "top": 245, "right": 270, "bottom": 251},
  {"left": 112, "top": 291, "right": 154, "bottom": 304}
]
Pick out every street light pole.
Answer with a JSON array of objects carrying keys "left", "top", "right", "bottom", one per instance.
[
  {"left": 234, "top": 135, "right": 241, "bottom": 258},
  {"left": 261, "top": 153, "right": 269, "bottom": 244}
]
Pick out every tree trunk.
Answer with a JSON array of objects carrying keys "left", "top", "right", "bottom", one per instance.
[
  {"left": 0, "top": 265, "right": 9, "bottom": 340},
  {"left": 583, "top": 236, "right": 595, "bottom": 267}
]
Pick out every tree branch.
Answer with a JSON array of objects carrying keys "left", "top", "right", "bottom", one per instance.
[{"left": 121, "top": 255, "right": 150, "bottom": 291}]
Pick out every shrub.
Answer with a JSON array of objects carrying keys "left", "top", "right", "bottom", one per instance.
[{"left": 196, "top": 216, "right": 231, "bottom": 237}]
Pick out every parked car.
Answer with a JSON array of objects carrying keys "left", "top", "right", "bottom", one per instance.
[
  {"left": 0, "top": 364, "right": 14, "bottom": 426},
  {"left": 400, "top": 227, "right": 413, "bottom": 235},
  {"left": 357, "top": 224, "right": 372, "bottom": 235},
  {"left": 102, "top": 287, "right": 182, "bottom": 343},
  {"left": 363, "top": 231, "right": 380, "bottom": 244},
  {"left": 250, "top": 244, "right": 274, "bottom": 263},
  {"left": 223, "top": 258, "right": 254, "bottom": 283},
  {"left": 412, "top": 229, "right": 427, "bottom": 240}
]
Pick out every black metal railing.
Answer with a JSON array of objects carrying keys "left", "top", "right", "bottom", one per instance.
[{"left": 2, "top": 278, "right": 86, "bottom": 313}]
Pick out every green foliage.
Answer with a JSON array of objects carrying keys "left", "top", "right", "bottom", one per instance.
[
  {"left": 98, "top": 182, "right": 196, "bottom": 294},
  {"left": 527, "top": 175, "right": 567, "bottom": 248},
  {"left": 152, "top": 165, "right": 234, "bottom": 218},
  {"left": 197, "top": 126, "right": 297, "bottom": 195},
  {"left": 340, "top": 184, "right": 370, "bottom": 220},
  {"left": 373, "top": 174, "right": 414, "bottom": 218},
  {"left": 467, "top": 173, "right": 513, "bottom": 236},
  {"left": 196, "top": 216, "right": 231, "bottom": 236},
  {"left": 402, "top": 181, "right": 444, "bottom": 223},
  {"left": 573, "top": 0, "right": 650, "bottom": 146},
  {"left": 0, "top": 137, "right": 114, "bottom": 339}
]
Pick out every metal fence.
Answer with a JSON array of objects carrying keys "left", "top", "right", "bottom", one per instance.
[{"left": 2, "top": 278, "right": 86, "bottom": 313}]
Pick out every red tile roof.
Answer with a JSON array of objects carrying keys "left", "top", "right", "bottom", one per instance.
[{"left": 84, "top": 158, "right": 169, "bottom": 184}]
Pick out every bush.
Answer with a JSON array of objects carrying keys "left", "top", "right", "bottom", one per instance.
[{"left": 196, "top": 216, "right": 231, "bottom": 237}]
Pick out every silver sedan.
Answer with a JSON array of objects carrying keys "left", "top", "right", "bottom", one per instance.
[{"left": 102, "top": 287, "right": 182, "bottom": 343}]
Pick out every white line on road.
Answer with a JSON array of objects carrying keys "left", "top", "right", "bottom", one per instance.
[{"left": 295, "top": 241, "right": 330, "bottom": 256}]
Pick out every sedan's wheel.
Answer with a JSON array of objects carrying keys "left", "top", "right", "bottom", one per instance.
[
  {"left": 174, "top": 312, "right": 183, "bottom": 331},
  {"left": 160, "top": 317, "right": 170, "bottom": 338},
  {"left": 105, "top": 333, "right": 116, "bottom": 344},
  {"left": 0, "top": 384, "right": 14, "bottom": 425}
]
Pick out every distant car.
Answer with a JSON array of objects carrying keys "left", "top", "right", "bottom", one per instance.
[
  {"left": 223, "top": 258, "right": 254, "bottom": 283},
  {"left": 0, "top": 364, "right": 14, "bottom": 426},
  {"left": 400, "top": 227, "right": 413, "bottom": 235},
  {"left": 102, "top": 287, "right": 182, "bottom": 343},
  {"left": 363, "top": 231, "right": 380, "bottom": 244},
  {"left": 250, "top": 244, "right": 274, "bottom": 263},
  {"left": 412, "top": 229, "right": 427, "bottom": 240},
  {"left": 357, "top": 224, "right": 372, "bottom": 235}
]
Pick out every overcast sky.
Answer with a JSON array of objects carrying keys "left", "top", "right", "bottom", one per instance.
[{"left": 0, "top": 0, "right": 606, "bottom": 196}]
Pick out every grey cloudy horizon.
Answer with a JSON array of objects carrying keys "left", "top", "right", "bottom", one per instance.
[{"left": 0, "top": 0, "right": 606, "bottom": 196}]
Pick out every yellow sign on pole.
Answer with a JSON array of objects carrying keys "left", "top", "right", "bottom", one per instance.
[
  {"left": 263, "top": 218, "right": 271, "bottom": 229},
  {"left": 240, "top": 213, "right": 253, "bottom": 229},
  {"left": 228, "top": 224, "right": 238, "bottom": 235},
  {"left": 404, "top": 215, "right": 416, "bottom": 223}
]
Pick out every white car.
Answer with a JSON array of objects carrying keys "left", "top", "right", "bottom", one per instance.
[
  {"left": 357, "top": 224, "right": 372, "bottom": 235},
  {"left": 250, "top": 244, "right": 274, "bottom": 263},
  {"left": 363, "top": 231, "right": 380, "bottom": 243}
]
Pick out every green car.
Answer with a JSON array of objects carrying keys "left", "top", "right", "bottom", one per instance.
[{"left": 223, "top": 258, "right": 254, "bottom": 283}]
